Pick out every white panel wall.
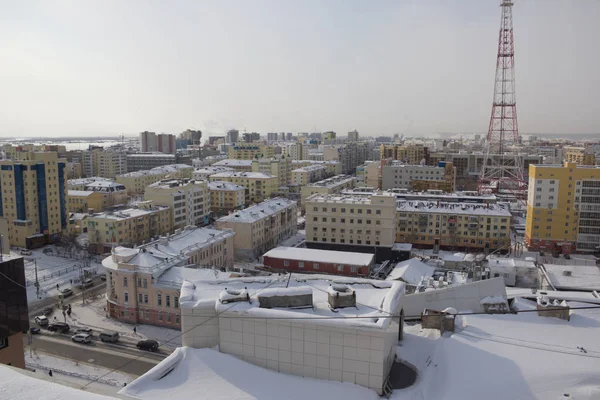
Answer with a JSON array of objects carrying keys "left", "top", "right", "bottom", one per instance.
[
  {"left": 181, "top": 306, "right": 220, "bottom": 348},
  {"left": 218, "top": 314, "right": 397, "bottom": 395}
]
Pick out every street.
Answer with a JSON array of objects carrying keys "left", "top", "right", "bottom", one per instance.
[
  {"left": 25, "top": 333, "right": 167, "bottom": 377},
  {"left": 28, "top": 278, "right": 107, "bottom": 317}
]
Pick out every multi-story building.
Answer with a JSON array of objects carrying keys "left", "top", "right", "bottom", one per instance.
[
  {"left": 267, "top": 132, "right": 279, "bottom": 142},
  {"left": 212, "top": 159, "right": 253, "bottom": 172},
  {"left": 305, "top": 193, "right": 398, "bottom": 260},
  {"left": 144, "top": 179, "right": 210, "bottom": 229},
  {"left": 347, "top": 130, "right": 359, "bottom": 142},
  {"left": 291, "top": 165, "right": 330, "bottom": 186},
  {"left": 157, "top": 133, "right": 176, "bottom": 154},
  {"left": 300, "top": 175, "right": 356, "bottom": 210},
  {"left": 67, "top": 181, "right": 128, "bottom": 213},
  {"left": 65, "top": 161, "right": 82, "bottom": 179},
  {"left": 525, "top": 162, "right": 600, "bottom": 253},
  {"left": 385, "top": 189, "right": 497, "bottom": 204},
  {"left": 226, "top": 129, "right": 239, "bottom": 144},
  {"left": 381, "top": 161, "right": 455, "bottom": 192},
  {"left": 242, "top": 132, "right": 261, "bottom": 143},
  {"left": 363, "top": 161, "right": 381, "bottom": 188},
  {"left": 126, "top": 153, "right": 177, "bottom": 172},
  {"left": 103, "top": 226, "right": 234, "bottom": 329},
  {"left": 323, "top": 142, "right": 369, "bottom": 174},
  {"left": 192, "top": 166, "right": 235, "bottom": 180},
  {"left": 177, "top": 129, "right": 202, "bottom": 149},
  {"left": 86, "top": 202, "right": 172, "bottom": 253},
  {"left": 380, "top": 144, "right": 429, "bottom": 165},
  {"left": 278, "top": 142, "right": 303, "bottom": 160},
  {"left": 395, "top": 201, "right": 511, "bottom": 252},
  {"left": 251, "top": 156, "right": 292, "bottom": 187},
  {"left": 292, "top": 160, "right": 342, "bottom": 176},
  {"left": 0, "top": 151, "right": 68, "bottom": 248},
  {"left": 208, "top": 181, "right": 245, "bottom": 215},
  {"left": 192, "top": 155, "right": 227, "bottom": 168},
  {"left": 67, "top": 176, "right": 114, "bottom": 190},
  {"left": 92, "top": 149, "right": 127, "bottom": 179},
  {"left": 208, "top": 172, "right": 278, "bottom": 205},
  {"left": 140, "top": 131, "right": 158, "bottom": 152},
  {"left": 564, "top": 146, "right": 595, "bottom": 166},
  {"left": 0, "top": 254, "right": 28, "bottom": 369},
  {"left": 215, "top": 198, "right": 297, "bottom": 260},
  {"left": 116, "top": 164, "right": 194, "bottom": 196},
  {"left": 227, "top": 144, "right": 274, "bottom": 160},
  {"left": 426, "top": 152, "right": 542, "bottom": 180}
]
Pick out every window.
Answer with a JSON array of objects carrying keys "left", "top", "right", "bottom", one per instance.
[
  {"left": 376, "top": 210, "right": 381, "bottom": 215},
  {"left": 337, "top": 265, "right": 344, "bottom": 272},
  {"left": 176, "top": 315, "right": 180, "bottom": 324},
  {"left": 367, "top": 209, "right": 372, "bottom": 214},
  {"left": 158, "top": 312, "right": 162, "bottom": 321},
  {"left": 298, "top": 261, "right": 304, "bottom": 269},
  {"left": 144, "top": 294, "right": 148, "bottom": 304},
  {"left": 350, "top": 266, "right": 357, "bottom": 273},
  {"left": 137, "top": 278, "right": 142, "bottom": 287},
  {"left": 124, "top": 292, "right": 129, "bottom": 303},
  {"left": 143, "top": 279, "right": 147, "bottom": 288},
  {"left": 313, "top": 263, "right": 319, "bottom": 270},
  {"left": 322, "top": 207, "right": 327, "bottom": 212},
  {"left": 123, "top": 277, "right": 128, "bottom": 287},
  {"left": 332, "top": 208, "right": 336, "bottom": 212},
  {"left": 284, "top": 260, "right": 290, "bottom": 267},
  {"left": 157, "top": 294, "right": 162, "bottom": 306},
  {"left": 166, "top": 296, "right": 171, "bottom": 307},
  {"left": 138, "top": 293, "right": 143, "bottom": 303},
  {"left": 174, "top": 297, "right": 179, "bottom": 308},
  {"left": 341, "top": 208, "right": 346, "bottom": 213}
]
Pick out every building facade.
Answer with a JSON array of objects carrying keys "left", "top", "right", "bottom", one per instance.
[
  {"left": 291, "top": 160, "right": 342, "bottom": 176},
  {"left": 144, "top": 179, "right": 210, "bottom": 229},
  {"left": 208, "top": 181, "right": 245, "bottom": 215},
  {"left": 208, "top": 172, "right": 278, "bottom": 205},
  {"left": 564, "top": 146, "right": 595, "bottom": 166},
  {"left": 193, "top": 166, "right": 235, "bottom": 180},
  {"left": 215, "top": 198, "right": 297, "bottom": 260},
  {"left": 116, "top": 164, "right": 194, "bottom": 196},
  {"left": 103, "top": 227, "right": 234, "bottom": 329},
  {"left": 525, "top": 162, "right": 600, "bottom": 253},
  {"left": 0, "top": 152, "right": 68, "bottom": 248},
  {"left": 380, "top": 144, "right": 429, "bottom": 165},
  {"left": 381, "top": 161, "right": 455, "bottom": 191},
  {"left": 228, "top": 144, "right": 274, "bottom": 160},
  {"left": 251, "top": 156, "right": 292, "bottom": 187},
  {"left": 0, "top": 255, "right": 28, "bottom": 369},
  {"left": 67, "top": 180, "right": 128, "bottom": 213},
  {"left": 126, "top": 153, "right": 177, "bottom": 172},
  {"left": 212, "top": 159, "right": 253, "bottom": 172},
  {"left": 291, "top": 165, "right": 330, "bottom": 186},
  {"left": 300, "top": 175, "right": 356, "bottom": 210}
]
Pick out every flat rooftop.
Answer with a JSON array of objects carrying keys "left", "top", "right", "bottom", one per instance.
[
  {"left": 90, "top": 205, "right": 169, "bottom": 220},
  {"left": 210, "top": 172, "right": 275, "bottom": 179},
  {"left": 208, "top": 181, "right": 245, "bottom": 191},
  {"left": 307, "top": 175, "right": 355, "bottom": 188},
  {"left": 118, "top": 164, "right": 192, "bottom": 178},
  {"left": 213, "top": 159, "right": 253, "bottom": 167},
  {"left": 263, "top": 246, "right": 374, "bottom": 266},
  {"left": 217, "top": 197, "right": 295, "bottom": 223},
  {"left": 396, "top": 200, "right": 511, "bottom": 216}
]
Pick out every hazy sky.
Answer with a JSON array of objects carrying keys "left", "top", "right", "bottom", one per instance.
[{"left": 1, "top": 0, "right": 598, "bottom": 138}]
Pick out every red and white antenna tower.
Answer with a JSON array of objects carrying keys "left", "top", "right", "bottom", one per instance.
[{"left": 478, "top": 0, "right": 525, "bottom": 203}]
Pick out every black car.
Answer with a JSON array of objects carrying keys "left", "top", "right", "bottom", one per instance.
[
  {"left": 29, "top": 327, "right": 41, "bottom": 334},
  {"left": 564, "top": 254, "right": 571, "bottom": 260},
  {"left": 48, "top": 322, "right": 70, "bottom": 333},
  {"left": 137, "top": 339, "right": 159, "bottom": 352},
  {"left": 42, "top": 307, "right": 54, "bottom": 316}
]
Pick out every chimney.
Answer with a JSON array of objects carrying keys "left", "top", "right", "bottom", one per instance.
[{"left": 327, "top": 284, "right": 356, "bottom": 309}]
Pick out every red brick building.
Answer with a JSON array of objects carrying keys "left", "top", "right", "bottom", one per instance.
[{"left": 262, "top": 247, "right": 374, "bottom": 277}]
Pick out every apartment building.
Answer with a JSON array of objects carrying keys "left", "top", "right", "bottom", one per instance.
[
  {"left": 212, "top": 159, "right": 253, "bottom": 172},
  {"left": 251, "top": 156, "right": 292, "bottom": 187},
  {"left": 323, "top": 142, "right": 369, "bottom": 174},
  {"left": 0, "top": 152, "right": 68, "bottom": 248},
  {"left": 144, "top": 179, "right": 210, "bottom": 229},
  {"left": 215, "top": 198, "right": 297, "bottom": 260},
  {"left": 65, "top": 161, "right": 83, "bottom": 179},
  {"left": 116, "top": 164, "right": 194, "bottom": 196},
  {"left": 193, "top": 166, "right": 234, "bottom": 180},
  {"left": 380, "top": 144, "right": 429, "bottom": 165},
  {"left": 381, "top": 161, "right": 456, "bottom": 192},
  {"left": 103, "top": 226, "right": 234, "bottom": 329},
  {"left": 348, "top": 129, "right": 359, "bottom": 142},
  {"left": 300, "top": 175, "right": 356, "bottom": 210},
  {"left": 208, "top": 172, "right": 278, "bottom": 205},
  {"left": 67, "top": 179, "right": 128, "bottom": 213},
  {"left": 227, "top": 144, "right": 274, "bottom": 160},
  {"left": 86, "top": 202, "right": 172, "bottom": 253},
  {"left": 291, "top": 165, "right": 330, "bottom": 186},
  {"left": 0, "top": 255, "right": 28, "bottom": 369},
  {"left": 564, "top": 146, "right": 595, "bottom": 166},
  {"left": 140, "top": 131, "right": 176, "bottom": 154},
  {"left": 278, "top": 142, "right": 303, "bottom": 160},
  {"left": 426, "top": 152, "right": 542, "bottom": 179},
  {"left": 291, "top": 160, "right": 342, "bottom": 176},
  {"left": 356, "top": 161, "right": 381, "bottom": 188},
  {"left": 93, "top": 149, "right": 128, "bottom": 179},
  {"left": 67, "top": 176, "right": 114, "bottom": 190},
  {"left": 208, "top": 181, "right": 245, "bottom": 215},
  {"left": 525, "top": 162, "right": 600, "bottom": 253},
  {"left": 395, "top": 201, "right": 511, "bottom": 252},
  {"left": 126, "top": 153, "right": 177, "bottom": 172},
  {"left": 305, "top": 193, "right": 397, "bottom": 259}
]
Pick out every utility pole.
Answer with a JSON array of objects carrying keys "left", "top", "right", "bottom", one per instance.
[
  {"left": 80, "top": 263, "right": 85, "bottom": 305},
  {"left": 35, "top": 258, "right": 39, "bottom": 298}
]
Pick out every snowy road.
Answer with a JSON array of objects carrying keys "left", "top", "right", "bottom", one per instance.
[{"left": 25, "top": 333, "right": 165, "bottom": 377}]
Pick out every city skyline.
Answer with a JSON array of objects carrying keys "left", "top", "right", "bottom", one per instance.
[{"left": 1, "top": 0, "right": 598, "bottom": 138}]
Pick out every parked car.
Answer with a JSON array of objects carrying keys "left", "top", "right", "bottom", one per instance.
[
  {"left": 42, "top": 248, "right": 53, "bottom": 254},
  {"left": 539, "top": 251, "right": 545, "bottom": 256},
  {"left": 564, "top": 254, "right": 571, "bottom": 260},
  {"left": 71, "top": 333, "right": 92, "bottom": 344},
  {"left": 29, "top": 327, "right": 41, "bottom": 335},
  {"left": 99, "top": 331, "right": 119, "bottom": 343},
  {"left": 47, "top": 322, "right": 70, "bottom": 333},
  {"left": 34, "top": 315, "right": 49, "bottom": 326},
  {"left": 20, "top": 249, "right": 32, "bottom": 256},
  {"left": 42, "top": 307, "right": 54, "bottom": 316},
  {"left": 59, "top": 288, "right": 73, "bottom": 299},
  {"left": 100, "top": 274, "right": 107, "bottom": 281},
  {"left": 136, "top": 339, "right": 159, "bottom": 352},
  {"left": 74, "top": 327, "right": 93, "bottom": 335},
  {"left": 79, "top": 279, "right": 94, "bottom": 288}
]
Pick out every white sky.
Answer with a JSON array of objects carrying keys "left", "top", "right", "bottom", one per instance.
[{"left": 0, "top": 0, "right": 598, "bottom": 137}]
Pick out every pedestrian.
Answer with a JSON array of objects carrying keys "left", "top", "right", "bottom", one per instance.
[
  {"left": 70, "top": 279, "right": 72, "bottom": 284},
  {"left": 133, "top": 326, "right": 137, "bottom": 335},
  {"left": 56, "top": 283, "right": 59, "bottom": 290},
  {"left": 48, "top": 370, "right": 53, "bottom": 377}
]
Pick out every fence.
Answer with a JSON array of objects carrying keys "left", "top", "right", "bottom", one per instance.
[{"left": 25, "top": 265, "right": 98, "bottom": 287}]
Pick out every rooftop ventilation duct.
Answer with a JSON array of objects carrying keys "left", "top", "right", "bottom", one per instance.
[
  {"left": 327, "top": 284, "right": 356, "bottom": 309},
  {"left": 219, "top": 288, "right": 250, "bottom": 304},
  {"left": 258, "top": 287, "right": 313, "bottom": 309}
]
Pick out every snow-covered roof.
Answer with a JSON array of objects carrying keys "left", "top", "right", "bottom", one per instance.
[
  {"left": 307, "top": 174, "right": 354, "bottom": 188},
  {"left": 126, "top": 153, "right": 175, "bottom": 158},
  {"left": 486, "top": 257, "right": 536, "bottom": 271},
  {"left": 209, "top": 171, "right": 275, "bottom": 179},
  {"left": 89, "top": 205, "right": 169, "bottom": 220},
  {"left": 68, "top": 190, "right": 95, "bottom": 197},
  {"left": 180, "top": 273, "right": 404, "bottom": 331},
  {"left": 67, "top": 177, "right": 113, "bottom": 187},
  {"left": 543, "top": 263, "right": 600, "bottom": 291},
  {"left": 396, "top": 200, "right": 511, "bottom": 216},
  {"left": 292, "top": 164, "right": 327, "bottom": 173},
  {"left": 207, "top": 181, "right": 245, "bottom": 191},
  {"left": 392, "top": 242, "right": 413, "bottom": 251},
  {"left": 193, "top": 166, "right": 234, "bottom": 174},
  {"left": 0, "top": 364, "right": 115, "bottom": 399},
  {"left": 156, "top": 266, "right": 232, "bottom": 288},
  {"left": 212, "top": 159, "right": 253, "bottom": 167},
  {"left": 117, "top": 164, "right": 192, "bottom": 178},
  {"left": 120, "top": 347, "right": 378, "bottom": 400},
  {"left": 262, "top": 246, "right": 374, "bottom": 266},
  {"left": 386, "top": 258, "right": 437, "bottom": 285},
  {"left": 217, "top": 198, "right": 296, "bottom": 223}
]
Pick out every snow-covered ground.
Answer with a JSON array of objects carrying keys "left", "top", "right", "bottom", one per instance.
[
  {"left": 279, "top": 230, "right": 306, "bottom": 247},
  {"left": 25, "top": 350, "right": 135, "bottom": 393},
  {"left": 66, "top": 297, "right": 181, "bottom": 349}
]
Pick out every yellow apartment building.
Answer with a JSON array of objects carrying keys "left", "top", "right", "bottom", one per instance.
[
  {"left": 564, "top": 146, "right": 596, "bottom": 166},
  {"left": 526, "top": 162, "right": 600, "bottom": 253},
  {"left": 0, "top": 151, "right": 68, "bottom": 248},
  {"left": 291, "top": 160, "right": 342, "bottom": 176},
  {"left": 116, "top": 164, "right": 194, "bottom": 196},
  {"left": 380, "top": 144, "right": 429, "bottom": 164},
  {"left": 86, "top": 202, "right": 172, "bottom": 253},
  {"left": 144, "top": 179, "right": 210, "bottom": 229},
  {"left": 208, "top": 172, "right": 278, "bottom": 205},
  {"left": 228, "top": 144, "right": 274, "bottom": 160},
  {"left": 251, "top": 156, "right": 292, "bottom": 187},
  {"left": 299, "top": 175, "right": 356, "bottom": 211},
  {"left": 67, "top": 180, "right": 128, "bottom": 213},
  {"left": 208, "top": 181, "right": 245, "bottom": 216},
  {"left": 291, "top": 165, "right": 330, "bottom": 186},
  {"left": 211, "top": 159, "right": 253, "bottom": 172}
]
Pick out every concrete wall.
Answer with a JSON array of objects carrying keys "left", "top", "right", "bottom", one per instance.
[
  {"left": 403, "top": 277, "right": 507, "bottom": 317},
  {"left": 181, "top": 304, "right": 220, "bottom": 348},
  {"left": 0, "top": 332, "right": 25, "bottom": 369}
]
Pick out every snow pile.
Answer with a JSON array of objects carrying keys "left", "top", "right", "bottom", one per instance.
[
  {"left": 218, "top": 288, "right": 249, "bottom": 303},
  {"left": 480, "top": 296, "right": 507, "bottom": 305},
  {"left": 385, "top": 258, "right": 436, "bottom": 285},
  {"left": 326, "top": 284, "right": 355, "bottom": 297},
  {"left": 257, "top": 286, "right": 313, "bottom": 298},
  {"left": 120, "top": 347, "right": 379, "bottom": 400}
]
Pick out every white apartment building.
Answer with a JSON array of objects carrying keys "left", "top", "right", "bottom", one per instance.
[
  {"left": 193, "top": 166, "right": 235, "bottom": 180},
  {"left": 144, "top": 179, "right": 210, "bottom": 229},
  {"left": 292, "top": 165, "right": 330, "bottom": 186},
  {"left": 126, "top": 153, "right": 177, "bottom": 172},
  {"left": 300, "top": 175, "right": 356, "bottom": 210},
  {"left": 215, "top": 198, "right": 297, "bottom": 260},
  {"left": 381, "top": 162, "right": 453, "bottom": 190}
]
